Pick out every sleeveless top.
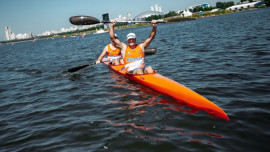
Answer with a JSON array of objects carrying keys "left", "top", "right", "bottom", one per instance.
[
  {"left": 123, "top": 45, "right": 145, "bottom": 71},
  {"left": 107, "top": 44, "right": 121, "bottom": 61}
]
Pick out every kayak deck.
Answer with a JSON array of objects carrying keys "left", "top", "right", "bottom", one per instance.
[{"left": 105, "top": 62, "right": 229, "bottom": 121}]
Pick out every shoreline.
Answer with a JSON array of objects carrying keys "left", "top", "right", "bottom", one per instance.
[{"left": 1, "top": 7, "right": 267, "bottom": 45}]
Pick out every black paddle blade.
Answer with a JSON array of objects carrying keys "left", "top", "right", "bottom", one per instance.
[
  {"left": 69, "top": 16, "right": 101, "bottom": 25},
  {"left": 102, "top": 13, "right": 110, "bottom": 22},
  {"left": 68, "top": 64, "right": 91, "bottom": 72}
]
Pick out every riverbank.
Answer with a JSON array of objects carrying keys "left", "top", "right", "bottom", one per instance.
[
  {"left": 1, "top": 6, "right": 267, "bottom": 44},
  {"left": 165, "top": 6, "right": 265, "bottom": 22}
]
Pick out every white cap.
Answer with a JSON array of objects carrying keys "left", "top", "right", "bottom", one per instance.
[{"left": 127, "top": 33, "right": 136, "bottom": 40}]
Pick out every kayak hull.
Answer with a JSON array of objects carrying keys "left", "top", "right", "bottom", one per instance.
[{"left": 105, "top": 63, "right": 229, "bottom": 121}]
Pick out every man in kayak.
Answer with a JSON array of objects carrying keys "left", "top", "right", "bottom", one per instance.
[
  {"left": 96, "top": 34, "right": 124, "bottom": 65},
  {"left": 109, "top": 20, "right": 157, "bottom": 75}
]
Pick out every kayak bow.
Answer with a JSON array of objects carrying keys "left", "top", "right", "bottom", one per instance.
[{"left": 104, "top": 62, "right": 229, "bottom": 121}]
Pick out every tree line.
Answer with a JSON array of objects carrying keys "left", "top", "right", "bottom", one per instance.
[
  {"left": 145, "top": 0, "right": 269, "bottom": 21},
  {"left": 145, "top": 1, "right": 235, "bottom": 21},
  {"left": 240, "top": 0, "right": 253, "bottom": 2},
  {"left": 216, "top": 1, "right": 235, "bottom": 9},
  {"left": 264, "top": 0, "right": 270, "bottom": 6}
]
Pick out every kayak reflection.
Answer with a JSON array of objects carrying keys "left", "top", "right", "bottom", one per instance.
[
  {"left": 106, "top": 71, "right": 200, "bottom": 114},
  {"left": 104, "top": 71, "right": 223, "bottom": 144}
]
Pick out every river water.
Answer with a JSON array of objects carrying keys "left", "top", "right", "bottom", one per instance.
[{"left": 1, "top": 8, "right": 270, "bottom": 152}]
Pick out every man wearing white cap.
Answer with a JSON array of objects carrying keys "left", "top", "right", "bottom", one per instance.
[
  {"left": 96, "top": 34, "right": 124, "bottom": 65},
  {"left": 109, "top": 19, "right": 157, "bottom": 75}
]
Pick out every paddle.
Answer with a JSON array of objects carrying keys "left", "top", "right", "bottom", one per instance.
[
  {"left": 68, "top": 63, "right": 96, "bottom": 72},
  {"left": 68, "top": 48, "right": 157, "bottom": 72},
  {"left": 69, "top": 15, "right": 166, "bottom": 25}
]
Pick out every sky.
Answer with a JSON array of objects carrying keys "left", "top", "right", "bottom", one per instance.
[{"left": 0, "top": 0, "right": 239, "bottom": 41}]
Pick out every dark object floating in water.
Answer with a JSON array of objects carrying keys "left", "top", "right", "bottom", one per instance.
[{"left": 167, "top": 18, "right": 196, "bottom": 23}]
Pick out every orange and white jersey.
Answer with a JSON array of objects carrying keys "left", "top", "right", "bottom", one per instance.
[
  {"left": 107, "top": 44, "right": 121, "bottom": 62},
  {"left": 123, "top": 45, "right": 145, "bottom": 71}
]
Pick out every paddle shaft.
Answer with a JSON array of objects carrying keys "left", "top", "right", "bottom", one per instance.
[{"left": 68, "top": 63, "right": 96, "bottom": 72}]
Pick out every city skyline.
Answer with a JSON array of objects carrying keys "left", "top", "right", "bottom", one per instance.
[
  {"left": 3, "top": 3, "right": 164, "bottom": 41},
  {"left": 0, "top": 0, "right": 240, "bottom": 41}
]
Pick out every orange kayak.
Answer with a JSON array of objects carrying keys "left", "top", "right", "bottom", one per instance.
[{"left": 104, "top": 62, "right": 229, "bottom": 121}]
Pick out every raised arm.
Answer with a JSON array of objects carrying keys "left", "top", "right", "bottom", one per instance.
[
  {"left": 110, "top": 20, "right": 123, "bottom": 48},
  {"left": 140, "top": 20, "right": 157, "bottom": 50},
  {"left": 109, "top": 20, "right": 127, "bottom": 58}
]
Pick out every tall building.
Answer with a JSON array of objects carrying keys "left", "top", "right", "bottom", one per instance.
[
  {"left": 155, "top": 4, "right": 159, "bottom": 12},
  {"left": 151, "top": 4, "right": 162, "bottom": 12},
  {"left": 127, "top": 12, "right": 132, "bottom": 21},
  {"left": 158, "top": 6, "right": 162, "bottom": 12},
  {"left": 5, "top": 26, "right": 12, "bottom": 41},
  {"left": 151, "top": 6, "right": 154, "bottom": 11}
]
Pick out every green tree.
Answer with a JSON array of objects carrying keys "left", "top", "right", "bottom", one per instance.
[
  {"left": 195, "top": 6, "right": 204, "bottom": 12},
  {"left": 265, "top": 0, "right": 270, "bottom": 6},
  {"left": 241, "top": 0, "right": 254, "bottom": 2},
  {"left": 164, "top": 11, "right": 178, "bottom": 18},
  {"left": 145, "top": 15, "right": 163, "bottom": 21},
  {"left": 216, "top": 2, "right": 224, "bottom": 9},
  {"left": 144, "top": 11, "right": 180, "bottom": 21},
  {"left": 216, "top": 1, "right": 234, "bottom": 9}
]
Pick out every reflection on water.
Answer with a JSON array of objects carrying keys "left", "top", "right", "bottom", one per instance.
[{"left": 104, "top": 69, "right": 222, "bottom": 145}]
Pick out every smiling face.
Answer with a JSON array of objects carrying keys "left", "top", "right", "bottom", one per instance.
[
  {"left": 127, "top": 38, "right": 136, "bottom": 48},
  {"left": 126, "top": 33, "right": 137, "bottom": 48}
]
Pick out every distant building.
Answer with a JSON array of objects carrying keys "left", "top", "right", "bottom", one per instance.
[
  {"left": 158, "top": 6, "right": 162, "bottom": 12},
  {"left": 226, "top": 1, "right": 264, "bottom": 10},
  {"left": 201, "top": 4, "right": 210, "bottom": 8},
  {"left": 151, "top": 6, "right": 154, "bottom": 11},
  {"left": 127, "top": 12, "right": 132, "bottom": 21},
  {"left": 4, "top": 26, "right": 34, "bottom": 40},
  {"left": 210, "top": 8, "right": 222, "bottom": 12},
  {"left": 190, "top": 3, "right": 211, "bottom": 9},
  {"left": 180, "top": 9, "right": 193, "bottom": 17},
  {"left": 51, "top": 30, "right": 58, "bottom": 34},
  {"left": 5, "top": 26, "right": 12, "bottom": 41},
  {"left": 134, "top": 11, "right": 163, "bottom": 20},
  {"left": 155, "top": 4, "right": 159, "bottom": 12},
  {"left": 151, "top": 4, "right": 162, "bottom": 12}
]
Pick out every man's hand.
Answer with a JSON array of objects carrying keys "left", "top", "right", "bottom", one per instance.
[
  {"left": 151, "top": 20, "right": 157, "bottom": 27},
  {"left": 110, "top": 20, "right": 116, "bottom": 27}
]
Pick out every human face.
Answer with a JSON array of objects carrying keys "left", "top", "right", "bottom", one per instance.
[
  {"left": 127, "top": 38, "right": 136, "bottom": 46},
  {"left": 111, "top": 37, "right": 118, "bottom": 45}
]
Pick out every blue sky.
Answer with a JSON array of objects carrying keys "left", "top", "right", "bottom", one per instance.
[{"left": 0, "top": 0, "right": 239, "bottom": 41}]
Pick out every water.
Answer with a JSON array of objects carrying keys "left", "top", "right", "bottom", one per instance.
[{"left": 1, "top": 8, "right": 270, "bottom": 152}]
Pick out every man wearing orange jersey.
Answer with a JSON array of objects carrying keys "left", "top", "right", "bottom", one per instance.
[
  {"left": 96, "top": 34, "right": 124, "bottom": 65},
  {"left": 109, "top": 20, "right": 157, "bottom": 75}
]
